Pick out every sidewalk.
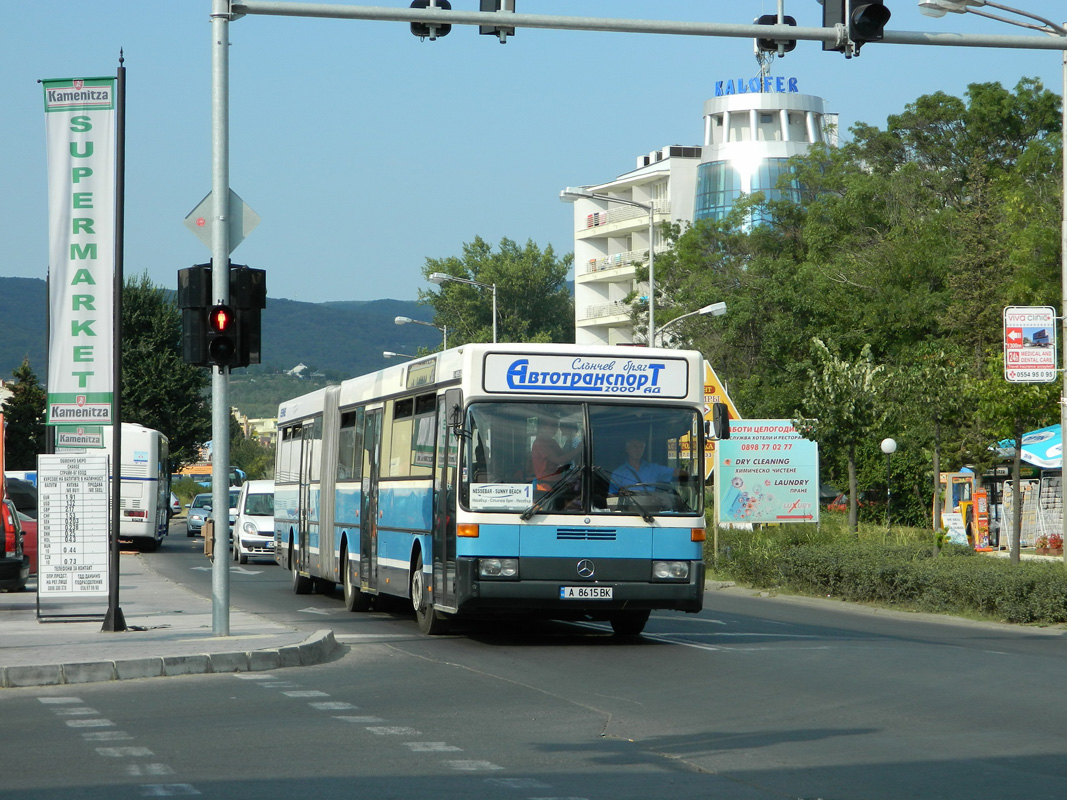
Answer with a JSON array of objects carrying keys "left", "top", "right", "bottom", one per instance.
[{"left": 0, "top": 554, "right": 337, "bottom": 689}]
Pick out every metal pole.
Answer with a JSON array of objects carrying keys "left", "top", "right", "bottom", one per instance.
[
  {"left": 210, "top": 0, "right": 232, "bottom": 636},
  {"left": 102, "top": 53, "right": 127, "bottom": 633},
  {"left": 491, "top": 283, "right": 498, "bottom": 343},
  {"left": 1061, "top": 43, "right": 1067, "bottom": 565},
  {"left": 886, "top": 452, "right": 892, "bottom": 530},
  {"left": 647, "top": 206, "right": 655, "bottom": 346}
]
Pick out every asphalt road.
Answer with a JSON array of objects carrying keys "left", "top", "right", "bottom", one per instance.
[{"left": 4, "top": 521, "right": 1066, "bottom": 799}]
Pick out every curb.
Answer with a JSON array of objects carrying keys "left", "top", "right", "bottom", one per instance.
[{"left": 0, "top": 629, "right": 339, "bottom": 689}]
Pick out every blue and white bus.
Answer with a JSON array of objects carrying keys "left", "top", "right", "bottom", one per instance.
[{"left": 274, "top": 343, "right": 708, "bottom": 635}]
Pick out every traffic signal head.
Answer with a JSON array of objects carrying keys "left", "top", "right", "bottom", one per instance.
[
  {"left": 207, "top": 305, "right": 239, "bottom": 368},
  {"left": 755, "top": 14, "right": 796, "bottom": 54},
  {"left": 850, "top": 1, "right": 891, "bottom": 47},
  {"left": 410, "top": 0, "right": 451, "bottom": 40}
]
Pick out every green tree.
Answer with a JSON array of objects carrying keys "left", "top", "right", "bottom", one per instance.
[
  {"left": 1, "top": 358, "right": 46, "bottom": 470},
  {"left": 121, "top": 272, "right": 210, "bottom": 467},
  {"left": 418, "top": 236, "right": 574, "bottom": 346},
  {"left": 794, "top": 340, "right": 889, "bottom": 533}
]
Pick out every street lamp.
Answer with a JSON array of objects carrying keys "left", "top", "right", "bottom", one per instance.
[
  {"left": 881, "top": 437, "right": 898, "bottom": 530},
  {"left": 395, "top": 315, "right": 447, "bottom": 349},
  {"left": 918, "top": 1, "right": 1067, "bottom": 560},
  {"left": 655, "top": 302, "right": 728, "bottom": 347},
  {"left": 383, "top": 350, "right": 414, "bottom": 360},
  {"left": 560, "top": 186, "right": 658, "bottom": 344},
  {"left": 427, "top": 272, "right": 497, "bottom": 343}
]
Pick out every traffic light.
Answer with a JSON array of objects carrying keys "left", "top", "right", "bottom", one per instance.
[
  {"left": 178, "top": 262, "right": 266, "bottom": 369},
  {"left": 480, "top": 0, "right": 515, "bottom": 43},
  {"left": 849, "top": 1, "right": 891, "bottom": 49},
  {"left": 410, "top": 0, "right": 451, "bottom": 40},
  {"left": 755, "top": 14, "right": 796, "bottom": 54},
  {"left": 178, "top": 264, "right": 211, "bottom": 366},
  {"left": 823, "top": 1, "right": 891, "bottom": 55},
  {"left": 207, "top": 304, "right": 239, "bottom": 368}
]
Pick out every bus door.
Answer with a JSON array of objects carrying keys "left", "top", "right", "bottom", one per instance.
[
  {"left": 360, "top": 407, "right": 383, "bottom": 593},
  {"left": 296, "top": 423, "right": 316, "bottom": 574},
  {"left": 432, "top": 392, "right": 460, "bottom": 611}
]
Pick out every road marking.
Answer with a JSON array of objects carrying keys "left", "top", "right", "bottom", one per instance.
[
  {"left": 366, "top": 726, "right": 421, "bottom": 736},
  {"left": 139, "top": 785, "right": 200, "bottom": 796},
  {"left": 444, "top": 760, "right": 503, "bottom": 771},
  {"left": 299, "top": 607, "right": 335, "bottom": 616},
  {"left": 38, "top": 697, "right": 83, "bottom": 704},
  {"left": 96, "top": 747, "right": 155, "bottom": 757},
  {"left": 334, "top": 716, "right": 384, "bottom": 723},
  {"left": 53, "top": 707, "right": 100, "bottom": 716},
  {"left": 282, "top": 690, "right": 329, "bottom": 698},
  {"left": 309, "top": 701, "right": 357, "bottom": 711},
  {"left": 125, "top": 764, "right": 175, "bottom": 776},
  {"left": 404, "top": 742, "right": 462, "bottom": 752},
  {"left": 83, "top": 731, "right": 134, "bottom": 741},
  {"left": 66, "top": 718, "right": 115, "bottom": 728},
  {"left": 485, "top": 778, "right": 552, "bottom": 789}
]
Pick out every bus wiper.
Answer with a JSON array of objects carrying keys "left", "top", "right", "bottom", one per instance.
[
  {"left": 618, "top": 487, "right": 656, "bottom": 524},
  {"left": 520, "top": 463, "right": 582, "bottom": 521}
]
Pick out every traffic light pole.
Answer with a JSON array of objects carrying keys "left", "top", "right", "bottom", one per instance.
[{"left": 210, "top": 0, "right": 232, "bottom": 636}]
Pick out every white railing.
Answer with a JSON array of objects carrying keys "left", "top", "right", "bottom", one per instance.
[
  {"left": 581, "top": 201, "right": 670, "bottom": 230},
  {"left": 579, "top": 300, "right": 631, "bottom": 321},
  {"left": 580, "top": 245, "right": 668, "bottom": 276}
]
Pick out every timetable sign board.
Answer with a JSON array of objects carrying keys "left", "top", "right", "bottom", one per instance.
[
  {"left": 37, "top": 454, "right": 110, "bottom": 598},
  {"left": 1003, "top": 306, "right": 1057, "bottom": 383}
]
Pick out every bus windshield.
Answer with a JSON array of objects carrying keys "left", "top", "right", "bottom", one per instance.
[{"left": 464, "top": 401, "right": 702, "bottom": 517}]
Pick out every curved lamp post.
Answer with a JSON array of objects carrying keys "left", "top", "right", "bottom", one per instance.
[
  {"left": 881, "top": 437, "right": 898, "bottom": 529},
  {"left": 655, "top": 302, "right": 727, "bottom": 347},
  {"left": 428, "top": 272, "right": 497, "bottom": 343},
  {"left": 560, "top": 186, "right": 657, "bottom": 344},
  {"left": 383, "top": 350, "right": 414, "bottom": 360},
  {"left": 919, "top": 0, "right": 1066, "bottom": 559},
  {"left": 395, "top": 315, "right": 447, "bottom": 349}
]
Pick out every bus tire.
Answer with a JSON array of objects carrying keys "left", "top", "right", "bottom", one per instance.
[
  {"left": 411, "top": 553, "right": 448, "bottom": 635},
  {"left": 291, "top": 548, "right": 313, "bottom": 595},
  {"left": 609, "top": 609, "right": 650, "bottom": 637},
  {"left": 342, "top": 547, "right": 371, "bottom": 612}
]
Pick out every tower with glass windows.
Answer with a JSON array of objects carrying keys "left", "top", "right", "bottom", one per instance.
[{"left": 564, "top": 79, "right": 835, "bottom": 346}]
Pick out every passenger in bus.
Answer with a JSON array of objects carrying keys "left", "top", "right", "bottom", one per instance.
[
  {"left": 531, "top": 416, "right": 582, "bottom": 486},
  {"left": 609, "top": 437, "right": 684, "bottom": 494}
]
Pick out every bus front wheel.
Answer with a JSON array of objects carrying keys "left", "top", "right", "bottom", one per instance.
[
  {"left": 610, "top": 609, "right": 650, "bottom": 637},
  {"left": 411, "top": 553, "right": 448, "bottom": 635}
]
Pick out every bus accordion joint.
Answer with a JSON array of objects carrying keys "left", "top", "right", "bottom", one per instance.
[
  {"left": 691, "top": 528, "right": 706, "bottom": 542},
  {"left": 457, "top": 523, "right": 480, "bottom": 538}
]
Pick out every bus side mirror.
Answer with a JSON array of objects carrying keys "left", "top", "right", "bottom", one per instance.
[
  {"left": 444, "top": 387, "right": 466, "bottom": 438},
  {"left": 711, "top": 403, "right": 730, "bottom": 440}
]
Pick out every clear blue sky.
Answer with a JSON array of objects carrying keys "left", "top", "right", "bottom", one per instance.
[{"left": 2, "top": 2, "right": 1063, "bottom": 305}]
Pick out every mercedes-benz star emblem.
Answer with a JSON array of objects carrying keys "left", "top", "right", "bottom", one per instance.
[{"left": 576, "top": 559, "right": 595, "bottom": 578}]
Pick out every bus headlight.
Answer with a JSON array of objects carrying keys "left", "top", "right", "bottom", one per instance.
[
  {"left": 478, "top": 558, "right": 518, "bottom": 579},
  {"left": 652, "top": 561, "right": 689, "bottom": 580}
]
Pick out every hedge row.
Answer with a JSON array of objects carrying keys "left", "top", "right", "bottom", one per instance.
[{"left": 709, "top": 531, "right": 1067, "bottom": 624}]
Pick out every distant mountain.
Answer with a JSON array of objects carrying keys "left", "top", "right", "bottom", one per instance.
[{"left": 0, "top": 276, "right": 439, "bottom": 383}]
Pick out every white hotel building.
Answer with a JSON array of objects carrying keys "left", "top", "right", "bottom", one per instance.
[{"left": 564, "top": 77, "right": 837, "bottom": 346}]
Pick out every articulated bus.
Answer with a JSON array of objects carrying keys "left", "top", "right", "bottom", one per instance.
[{"left": 274, "top": 343, "right": 707, "bottom": 635}]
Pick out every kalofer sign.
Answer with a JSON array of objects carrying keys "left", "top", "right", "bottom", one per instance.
[
  {"left": 715, "top": 75, "right": 799, "bottom": 96},
  {"left": 42, "top": 77, "right": 116, "bottom": 430}
]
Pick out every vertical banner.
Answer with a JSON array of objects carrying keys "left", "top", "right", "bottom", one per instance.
[
  {"left": 42, "top": 77, "right": 116, "bottom": 428},
  {"left": 703, "top": 360, "right": 741, "bottom": 478}
]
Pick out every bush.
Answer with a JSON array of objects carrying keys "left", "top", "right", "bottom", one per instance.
[{"left": 707, "top": 519, "right": 1067, "bottom": 625}]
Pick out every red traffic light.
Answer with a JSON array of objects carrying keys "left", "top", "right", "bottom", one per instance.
[{"left": 209, "top": 305, "right": 234, "bottom": 333}]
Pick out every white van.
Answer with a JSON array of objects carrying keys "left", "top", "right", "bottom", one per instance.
[{"left": 231, "top": 480, "right": 275, "bottom": 564}]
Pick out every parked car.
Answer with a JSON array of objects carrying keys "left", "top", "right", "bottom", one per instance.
[
  {"left": 4, "top": 476, "right": 37, "bottom": 519},
  {"left": 16, "top": 510, "right": 37, "bottom": 577},
  {"left": 169, "top": 492, "right": 181, "bottom": 519},
  {"left": 1, "top": 499, "right": 29, "bottom": 592},
  {"left": 186, "top": 493, "right": 212, "bottom": 537},
  {"left": 231, "top": 480, "right": 275, "bottom": 564}
]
